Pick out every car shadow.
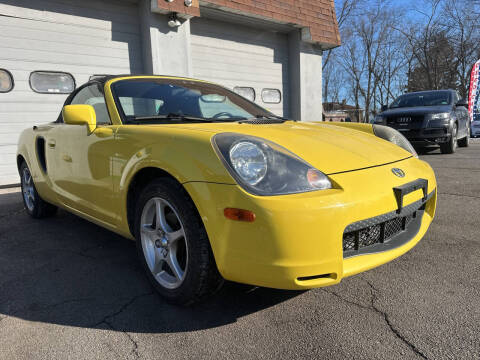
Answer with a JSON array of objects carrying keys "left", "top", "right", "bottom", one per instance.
[{"left": 0, "top": 191, "right": 303, "bottom": 333}]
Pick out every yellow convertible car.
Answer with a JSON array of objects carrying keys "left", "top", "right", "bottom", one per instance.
[{"left": 17, "top": 75, "right": 437, "bottom": 305}]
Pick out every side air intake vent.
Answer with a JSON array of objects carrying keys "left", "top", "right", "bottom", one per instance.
[{"left": 36, "top": 137, "right": 47, "bottom": 173}]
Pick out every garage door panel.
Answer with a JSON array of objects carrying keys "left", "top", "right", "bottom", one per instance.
[
  {"left": 0, "top": 0, "right": 140, "bottom": 34},
  {"left": 0, "top": 0, "right": 142, "bottom": 186},
  {"left": 0, "top": 113, "right": 59, "bottom": 123},
  {"left": 1, "top": 35, "right": 139, "bottom": 60},
  {"left": 3, "top": 62, "right": 139, "bottom": 81},
  {"left": 0, "top": 16, "right": 140, "bottom": 44},
  {"left": 0, "top": 91, "right": 70, "bottom": 104},
  {"left": 191, "top": 17, "right": 289, "bottom": 118},
  {"left": 195, "top": 70, "right": 287, "bottom": 85},
  {"left": 191, "top": 19, "right": 287, "bottom": 48},
  {"left": 0, "top": 148, "right": 16, "bottom": 160},
  {"left": 191, "top": 38, "right": 288, "bottom": 58},
  {"left": 191, "top": 51, "right": 288, "bottom": 72},
  {"left": 0, "top": 102, "right": 64, "bottom": 113},
  {"left": 2, "top": 47, "right": 140, "bottom": 71}
]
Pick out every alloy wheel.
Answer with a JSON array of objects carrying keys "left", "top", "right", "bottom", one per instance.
[
  {"left": 140, "top": 197, "right": 188, "bottom": 290},
  {"left": 22, "top": 167, "right": 35, "bottom": 211}
]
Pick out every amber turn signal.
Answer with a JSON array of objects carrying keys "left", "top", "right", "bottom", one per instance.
[{"left": 224, "top": 208, "right": 256, "bottom": 222}]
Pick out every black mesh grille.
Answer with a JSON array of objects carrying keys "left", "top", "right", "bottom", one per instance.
[
  {"left": 385, "top": 217, "right": 403, "bottom": 240},
  {"left": 343, "top": 233, "right": 356, "bottom": 251},
  {"left": 343, "top": 211, "right": 417, "bottom": 253},
  {"left": 359, "top": 224, "right": 381, "bottom": 247}
]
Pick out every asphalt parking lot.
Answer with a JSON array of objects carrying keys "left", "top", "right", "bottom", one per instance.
[{"left": 1, "top": 140, "right": 479, "bottom": 360}]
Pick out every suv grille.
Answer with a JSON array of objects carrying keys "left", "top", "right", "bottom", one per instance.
[{"left": 386, "top": 115, "right": 424, "bottom": 125}]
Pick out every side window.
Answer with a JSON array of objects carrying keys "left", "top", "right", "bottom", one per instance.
[
  {"left": 71, "top": 84, "right": 110, "bottom": 125},
  {"left": 0, "top": 69, "right": 14, "bottom": 93}
]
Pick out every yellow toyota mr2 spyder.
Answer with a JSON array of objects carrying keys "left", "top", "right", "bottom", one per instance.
[{"left": 17, "top": 76, "right": 437, "bottom": 305}]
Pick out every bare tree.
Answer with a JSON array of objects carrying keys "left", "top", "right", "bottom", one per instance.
[
  {"left": 324, "top": 0, "right": 480, "bottom": 119},
  {"left": 443, "top": 0, "right": 480, "bottom": 98},
  {"left": 323, "top": 0, "right": 362, "bottom": 103}
]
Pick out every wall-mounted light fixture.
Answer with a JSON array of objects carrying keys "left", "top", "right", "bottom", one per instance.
[{"left": 184, "top": 0, "right": 193, "bottom": 6}]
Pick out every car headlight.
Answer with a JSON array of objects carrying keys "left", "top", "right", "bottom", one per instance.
[
  {"left": 213, "top": 133, "right": 332, "bottom": 196},
  {"left": 372, "top": 125, "right": 418, "bottom": 158},
  {"left": 430, "top": 112, "right": 450, "bottom": 120}
]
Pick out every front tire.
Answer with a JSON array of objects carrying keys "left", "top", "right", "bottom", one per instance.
[
  {"left": 20, "top": 162, "right": 57, "bottom": 218},
  {"left": 458, "top": 127, "right": 470, "bottom": 147},
  {"left": 440, "top": 124, "right": 457, "bottom": 154},
  {"left": 134, "top": 178, "right": 223, "bottom": 306}
]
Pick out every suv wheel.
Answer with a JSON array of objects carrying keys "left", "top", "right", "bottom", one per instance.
[
  {"left": 458, "top": 126, "right": 470, "bottom": 147},
  {"left": 134, "top": 178, "right": 223, "bottom": 306},
  {"left": 440, "top": 124, "right": 457, "bottom": 154}
]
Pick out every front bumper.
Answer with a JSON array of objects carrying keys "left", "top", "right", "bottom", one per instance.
[
  {"left": 184, "top": 157, "right": 437, "bottom": 290},
  {"left": 395, "top": 127, "right": 451, "bottom": 145}
]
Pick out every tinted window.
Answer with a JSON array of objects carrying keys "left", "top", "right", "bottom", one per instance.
[
  {"left": 391, "top": 91, "right": 452, "bottom": 108},
  {"left": 71, "top": 84, "right": 110, "bottom": 125},
  {"left": 112, "top": 79, "right": 272, "bottom": 123},
  {"left": 0, "top": 69, "right": 14, "bottom": 93},
  {"left": 30, "top": 71, "right": 75, "bottom": 94}
]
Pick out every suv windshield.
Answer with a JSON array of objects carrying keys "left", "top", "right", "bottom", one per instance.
[
  {"left": 111, "top": 78, "right": 274, "bottom": 124},
  {"left": 390, "top": 91, "right": 452, "bottom": 108}
]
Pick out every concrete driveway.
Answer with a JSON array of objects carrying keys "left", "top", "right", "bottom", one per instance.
[{"left": 1, "top": 141, "right": 479, "bottom": 360}]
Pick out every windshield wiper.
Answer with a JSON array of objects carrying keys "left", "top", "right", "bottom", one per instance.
[
  {"left": 252, "top": 114, "right": 289, "bottom": 121},
  {"left": 125, "top": 113, "right": 214, "bottom": 124}
]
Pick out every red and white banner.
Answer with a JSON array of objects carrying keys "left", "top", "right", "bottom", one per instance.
[{"left": 468, "top": 59, "right": 480, "bottom": 123}]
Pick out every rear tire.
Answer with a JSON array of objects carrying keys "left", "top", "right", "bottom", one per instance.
[
  {"left": 134, "top": 178, "right": 223, "bottom": 306},
  {"left": 458, "top": 127, "right": 470, "bottom": 147},
  {"left": 440, "top": 124, "right": 457, "bottom": 154},
  {"left": 20, "top": 162, "right": 57, "bottom": 218}
]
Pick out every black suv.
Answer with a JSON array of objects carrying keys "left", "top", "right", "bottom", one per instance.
[{"left": 374, "top": 90, "right": 470, "bottom": 154}]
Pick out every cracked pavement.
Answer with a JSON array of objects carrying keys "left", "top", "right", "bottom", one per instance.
[{"left": 0, "top": 140, "right": 479, "bottom": 360}]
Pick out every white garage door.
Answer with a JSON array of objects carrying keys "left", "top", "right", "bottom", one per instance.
[
  {"left": 0, "top": 0, "right": 142, "bottom": 186},
  {"left": 190, "top": 17, "right": 289, "bottom": 119}
]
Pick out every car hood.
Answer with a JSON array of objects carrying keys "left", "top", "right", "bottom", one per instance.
[
  {"left": 153, "top": 121, "right": 413, "bottom": 175},
  {"left": 381, "top": 105, "right": 452, "bottom": 117}
]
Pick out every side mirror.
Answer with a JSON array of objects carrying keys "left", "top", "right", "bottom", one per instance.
[
  {"left": 381, "top": 105, "right": 388, "bottom": 112},
  {"left": 456, "top": 100, "right": 468, "bottom": 108},
  {"left": 62, "top": 104, "right": 96, "bottom": 133}
]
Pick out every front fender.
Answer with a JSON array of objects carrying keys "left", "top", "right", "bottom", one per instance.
[{"left": 113, "top": 126, "right": 236, "bottom": 236}]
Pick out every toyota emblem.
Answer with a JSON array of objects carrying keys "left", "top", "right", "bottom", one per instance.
[{"left": 391, "top": 168, "right": 405, "bottom": 178}]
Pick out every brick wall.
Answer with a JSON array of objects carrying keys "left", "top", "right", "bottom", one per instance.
[{"left": 153, "top": 0, "right": 340, "bottom": 48}]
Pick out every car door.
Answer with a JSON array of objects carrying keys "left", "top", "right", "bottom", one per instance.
[{"left": 51, "top": 83, "right": 119, "bottom": 225}]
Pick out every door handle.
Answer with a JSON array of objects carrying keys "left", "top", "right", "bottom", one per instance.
[
  {"left": 62, "top": 155, "right": 72, "bottom": 163},
  {"left": 48, "top": 140, "right": 56, "bottom": 148}
]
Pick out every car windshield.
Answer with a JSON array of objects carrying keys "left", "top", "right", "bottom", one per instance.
[
  {"left": 111, "top": 78, "right": 275, "bottom": 124},
  {"left": 390, "top": 91, "right": 452, "bottom": 108}
]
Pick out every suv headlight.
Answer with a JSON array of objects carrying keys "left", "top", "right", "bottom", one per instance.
[
  {"left": 213, "top": 133, "right": 332, "bottom": 196},
  {"left": 430, "top": 112, "right": 450, "bottom": 120},
  {"left": 373, "top": 115, "right": 385, "bottom": 124},
  {"left": 373, "top": 125, "right": 418, "bottom": 157}
]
